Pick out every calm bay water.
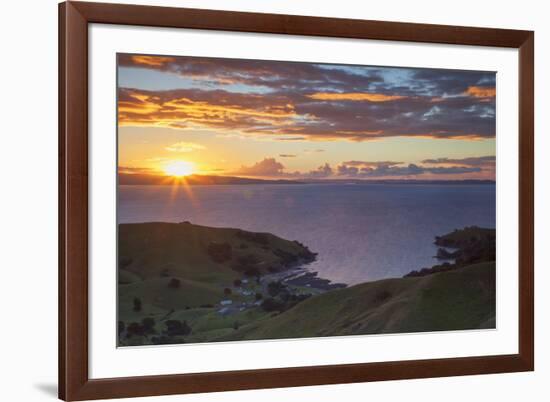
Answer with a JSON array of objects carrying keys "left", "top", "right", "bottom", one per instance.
[{"left": 118, "top": 183, "right": 496, "bottom": 284}]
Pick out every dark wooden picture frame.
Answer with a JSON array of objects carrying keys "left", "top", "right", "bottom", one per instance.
[{"left": 59, "top": 1, "right": 534, "bottom": 400}]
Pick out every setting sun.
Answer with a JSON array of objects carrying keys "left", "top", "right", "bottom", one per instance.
[{"left": 163, "top": 161, "right": 195, "bottom": 177}]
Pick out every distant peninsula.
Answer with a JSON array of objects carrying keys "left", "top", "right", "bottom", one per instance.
[
  {"left": 118, "top": 173, "right": 303, "bottom": 186},
  {"left": 118, "top": 172, "right": 495, "bottom": 186}
]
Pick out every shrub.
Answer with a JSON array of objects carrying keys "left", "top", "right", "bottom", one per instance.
[
  {"left": 267, "top": 281, "right": 286, "bottom": 297},
  {"left": 133, "top": 297, "right": 142, "bottom": 312},
  {"left": 232, "top": 254, "right": 261, "bottom": 273},
  {"left": 126, "top": 322, "right": 145, "bottom": 337},
  {"left": 255, "top": 292, "right": 263, "bottom": 301},
  {"left": 207, "top": 242, "right": 232, "bottom": 263},
  {"left": 118, "top": 320, "right": 125, "bottom": 336},
  {"left": 278, "top": 288, "right": 291, "bottom": 302},
  {"left": 168, "top": 278, "right": 181, "bottom": 289},
  {"left": 373, "top": 290, "right": 392, "bottom": 304},
  {"left": 236, "top": 230, "right": 269, "bottom": 245},
  {"left": 261, "top": 297, "right": 285, "bottom": 312},
  {"left": 243, "top": 267, "right": 261, "bottom": 277},
  {"left": 164, "top": 320, "right": 192, "bottom": 336},
  {"left": 119, "top": 256, "right": 133, "bottom": 268},
  {"left": 273, "top": 248, "right": 298, "bottom": 266},
  {"left": 141, "top": 317, "right": 156, "bottom": 334}
]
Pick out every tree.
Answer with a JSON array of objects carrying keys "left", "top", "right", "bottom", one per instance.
[
  {"left": 141, "top": 317, "right": 156, "bottom": 334},
  {"left": 126, "top": 322, "right": 145, "bottom": 337},
  {"left": 133, "top": 297, "right": 142, "bottom": 312},
  {"left": 119, "top": 256, "right": 133, "bottom": 268},
  {"left": 267, "top": 281, "right": 286, "bottom": 297},
  {"left": 243, "top": 267, "right": 260, "bottom": 277},
  {"left": 224, "top": 287, "right": 232, "bottom": 296},
  {"left": 233, "top": 279, "right": 242, "bottom": 287},
  {"left": 164, "top": 320, "right": 192, "bottom": 336},
  {"left": 255, "top": 292, "right": 263, "bottom": 301},
  {"left": 168, "top": 278, "right": 181, "bottom": 289},
  {"left": 207, "top": 242, "right": 232, "bottom": 263},
  {"left": 261, "top": 297, "right": 285, "bottom": 312},
  {"left": 118, "top": 320, "right": 125, "bottom": 337}
]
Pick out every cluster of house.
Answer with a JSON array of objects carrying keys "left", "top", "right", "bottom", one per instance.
[{"left": 217, "top": 279, "right": 262, "bottom": 315}]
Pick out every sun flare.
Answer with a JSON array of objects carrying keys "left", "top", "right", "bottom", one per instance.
[{"left": 163, "top": 161, "right": 195, "bottom": 177}]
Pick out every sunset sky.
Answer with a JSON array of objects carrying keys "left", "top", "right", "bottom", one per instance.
[{"left": 117, "top": 54, "right": 496, "bottom": 181}]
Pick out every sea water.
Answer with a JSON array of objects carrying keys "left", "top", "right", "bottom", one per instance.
[{"left": 118, "top": 183, "right": 496, "bottom": 284}]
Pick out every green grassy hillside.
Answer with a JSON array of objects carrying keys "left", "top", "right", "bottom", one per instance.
[
  {"left": 117, "top": 222, "right": 317, "bottom": 345},
  {"left": 118, "top": 222, "right": 316, "bottom": 284},
  {"left": 219, "top": 262, "right": 495, "bottom": 341},
  {"left": 118, "top": 223, "right": 495, "bottom": 346}
]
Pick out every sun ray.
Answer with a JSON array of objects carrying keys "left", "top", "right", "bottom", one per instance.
[{"left": 163, "top": 160, "right": 195, "bottom": 177}]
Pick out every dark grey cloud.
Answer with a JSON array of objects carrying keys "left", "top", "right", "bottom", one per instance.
[
  {"left": 306, "top": 163, "right": 333, "bottom": 178},
  {"left": 228, "top": 157, "right": 491, "bottom": 179},
  {"left": 119, "top": 54, "right": 496, "bottom": 141},
  {"left": 421, "top": 156, "right": 495, "bottom": 166},
  {"left": 232, "top": 158, "right": 285, "bottom": 176},
  {"left": 336, "top": 162, "right": 481, "bottom": 177}
]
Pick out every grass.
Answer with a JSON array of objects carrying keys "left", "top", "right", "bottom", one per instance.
[
  {"left": 118, "top": 222, "right": 312, "bottom": 283},
  {"left": 117, "top": 222, "right": 316, "bottom": 346},
  {"left": 219, "top": 262, "right": 495, "bottom": 341},
  {"left": 118, "top": 223, "right": 496, "bottom": 346}
]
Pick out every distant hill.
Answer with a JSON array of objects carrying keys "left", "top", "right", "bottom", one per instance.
[
  {"left": 119, "top": 173, "right": 495, "bottom": 186},
  {"left": 303, "top": 179, "right": 496, "bottom": 185},
  {"left": 118, "top": 173, "right": 303, "bottom": 185}
]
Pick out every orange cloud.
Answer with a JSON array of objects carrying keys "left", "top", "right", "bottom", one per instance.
[
  {"left": 165, "top": 142, "right": 206, "bottom": 152},
  {"left": 118, "top": 89, "right": 299, "bottom": 131},
  {"left": 464, "top": 86, "right": 496, "bottom": 98},
  {"left": 162, "top": 98, "right": 296, "bottom": 120},
  {"left": 131, "top": 55, "right": 175, "bottom": 67},
  {"left": 117, "top": 87, "right": 495, "bottom": 141},
  {"left": 306, "top": 92, "right": 406, "bottom": 102},
  {"left": 118, "top": 93, "right": 162, "bottom": 115}
]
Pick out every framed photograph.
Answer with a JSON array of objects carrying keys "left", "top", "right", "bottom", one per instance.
[{"left": 59, "top": 1, "right": 534, "bottom": 400}]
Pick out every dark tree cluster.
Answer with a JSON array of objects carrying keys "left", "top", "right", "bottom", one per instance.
[
  {"left": 405, "top": 227, "right": 496, "bottom": 278},
  {"left": 168, "top": 278, "right": 181, "bottom": 289},
  {"left": 261, "top": 293, "right": 311, "bottom": 313},
  {"left": 236, "top": 230, "right": 269, "bottom": 245},
  {"left": 122, "top": 317, "right": 157, "bottom": 339},
  {"left": 267, "top": 281, "right": 286, "bottom": 297},
  {"left": 133, "top": 297, "right": 142, "bottom": 312},
  {"left": 207, "top": 242, "right": 233, "bottom": 263},
  {"left": 372, "top": 289, "right": 392, "bottom": 304},
  {"left": 232, "top": 254, "right": 262, "bottom": 278},
  {"left": 119, "top": 256, "right": 133, "bottom": 269},
  {"left": 164, "top": 320, "right": 192, "bottom": 336}
]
